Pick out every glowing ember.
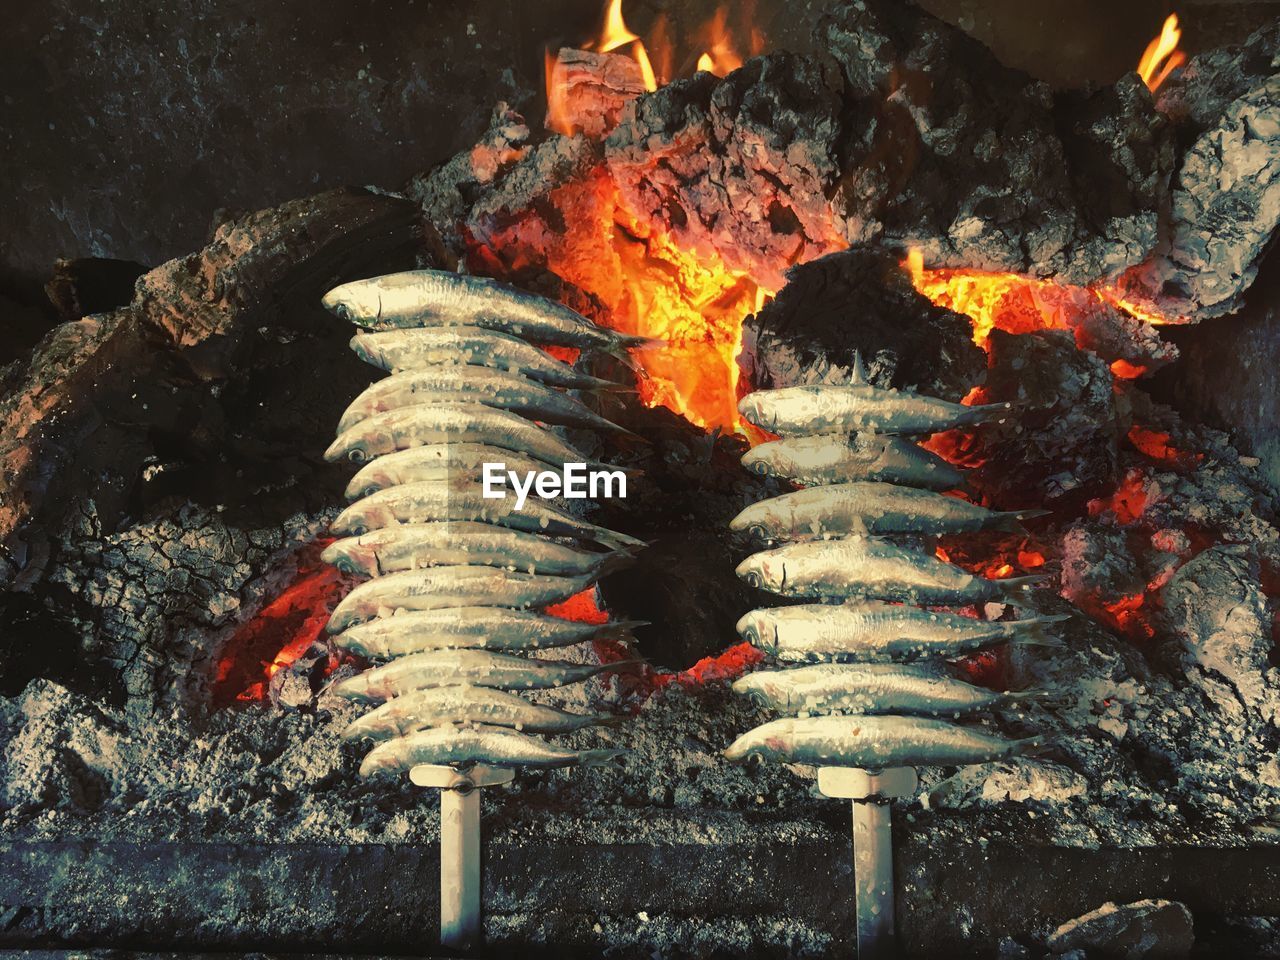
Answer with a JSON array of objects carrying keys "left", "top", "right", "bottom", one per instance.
[
  {"left": 1088, "top": 467, "right": 1159, "bottom": 525},
  {"left": 1137, "top": 14, "right": 1186, "bottom": 94},
  {"left": 592, "top": 0, "right": 657, "bottom": 90},
  {"left": 547, "top": 588, "right": 611, "bottom": 624},
  {"left": 212, "top": 540, "right": 357, "bottom": 704},
  {"left": 1127, "top": 425, "right": 1204, "bottom": 469}
]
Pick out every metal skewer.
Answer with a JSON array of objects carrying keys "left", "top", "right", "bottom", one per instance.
[
  {"left": 817, "top": 765, "right": 919, "bottom": 960},
  {"left": 411, "top": 763, "right": 515, "bottom": 950}
]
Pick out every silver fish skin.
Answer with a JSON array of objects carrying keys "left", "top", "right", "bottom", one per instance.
[
  {"left": 323, "top": 269, "right": 656, "bottom": 354},
  {"left": 741, "top": 434, "right": 965, "bottom": 491},
  {"left": 729, "top": 483, "right": 1042, "bottom": 540},
  {"left": 331, "top": 607, "right": 643, "bottom": 659},
  {"left": 344, "top": 443, "right": 550, "bottom": 500},
  {"left": 321, "top": 521, "right": 628, "bottom": 578},
  {"left": 737, "top": 602, "right": 1069, "bottom": 662},
  {"left": 358, "top": 723, "right": 625, "bottom": 777},
  {"left": 732, "top": 663, "right": 1020, "bottom": 716},
  {"left": 334, "top": 649, "right": 632, "bottom": 700},
  {"left": 324, "top": 402, "right": 594, "bottom": 465},
  {"left": 327, "top": 567, "right": 592, "bottom": 633},
  {"left": 328, "top": 481, "right": 644, "bottom": 551},
  {"left": 735, "top": 537, "right": 1041, "bottom": 606},
  {"left": 349, "top": 326, "right": 619, "bottom": 389},
  {"left": 342, "top": 685, "right": 620, "bottom": 742},
  {"left": 737, "top": 383, "right": 1014, "bottom": 437},
  {"left": 723, "top": 715, "right": 1046, "bottom": 767},
  {"left": 336, "top": 366, "right": 626, "bottom": 435}
]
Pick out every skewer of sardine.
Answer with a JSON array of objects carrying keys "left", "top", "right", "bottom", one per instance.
[
  {"left": 327, "top": 566, "right": 596, "bottom": 632},
  {"left": 324, "top": 402, "right": 600, "bottom": 466},
  {"left": 343, "top": 443, "right": 555, "bottom": 500},
  {"left": 329, "top": 482, "right": 644, "bottom": 550},
  {"left": 723, "top": 715, "right": 1048, "bottom": 767},
  {"left": 358, "top": 723, "right": 625, "bottom": 777},
  {"left": 349, "top": 327, "right": 620, "bottom": 390},
  {"left": 323, "top": 269, "right": 662, "bottom": 357},
  {"left": 729, "top": 482, "right": 1046, "bottom": 540},
  {"left": 737, "top": 355, "right": 1015, "bottom": 436},
  {"left": 736, "top": 602, "right": 1069, "bottom": 663},
  {"left": 735, "top": 536, "right": 1041, "bottom": 606},
  {"left": 333, "top": 649, "right": 639, "bottom": 700},
  {"left": 321, "top": 521, "right": 634, "bottom": 578},
  {"left": 741, "top": 434, "right": 966, "bottom": 491},
  {"left": 332, "top": 607, "right": 644, "bottom": 659},
  {"left": 336, "top": 365, "right": 627, "bottom": 435},
  {"left": 342, "top": 685, "right": 623, "bottom": 742},
  {"left": 732, "top": 663, "right": 1049, "bottom": 717}
]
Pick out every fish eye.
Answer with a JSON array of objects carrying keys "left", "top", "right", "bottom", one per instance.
[
  {"left": 743, "top": 572, "right": 761, "bottom": 588},
  {"left": 348, "top": 521, "right": 368, "bottom": 536},
  {"left": 348, "top": 448, "right": 368, "bottom": 464},
  {"left": 749, "top": 460, "right": 770, "bottom": 476},
  {"left": 748, "top": 523, "right": 769, "bottom": 540}
]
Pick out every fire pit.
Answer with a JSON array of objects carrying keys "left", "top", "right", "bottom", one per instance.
[{"left": 2, "top": 1, "right": 1279, "bottom": 956}]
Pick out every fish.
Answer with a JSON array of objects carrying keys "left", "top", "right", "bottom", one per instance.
[
  {"left": 321, "top": 521, "right": 634, "bottom": 578},
  {"left": 729, "top": 483, "right": 1046, "bottom": 540},
  {"left": 722, "top": 715, "right": 1047, "bottom": 767},
  {"left": 737, "top": 354, "right": 1015, "bottom": 436},
  {"left": 333, "top": 648, "right": 639, "bottom": 700},
  {"left": 735, "top": 537, "right": 1042, "bottom": 606},
  {"left": 349, "top": 326, "right": 620, "bottom": 390},
  {"left": 740, "top": 434, "right": 966, "bottom": 491},
  {"left": 342, "top": 685, "right": 622, "bottom": 742},
  {"left": 327, "top": 566, "right": 595, "bottom": 633},
  {"left": 328, "top": 481, "right": 645, "bottom": 551},
  {"left": 322, "top": 269, "right": 662, "bottom": 357},
  {"left": 358, "top": 723, "right": 625, "bottom": 777},
  {"left": 335, "top": 366, "right": 627, "bottom": 435},
  {"left": 732, "top": 663, "right": 1048, "bottom": 716},
  {"left": 344, "top": 443, "right": 552, "bottom": 500},
  {"left": 324, "top": 402, "right": 597, "bottom": 466},
  {"left": 736, "top": 602, "right": 1070, "bottom": 662},
  {"left": 331, "top": 607, "right": 644, "bottom": 659}
]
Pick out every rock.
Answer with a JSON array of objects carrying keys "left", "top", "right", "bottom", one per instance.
[
  {"left": 924, "top": 760, "right": 1088, "bottom": 811},
  {"left": 1046, "top": 898, "right": 1194, "bottom": 958},
  {"left": 740, "top": 248, "right": 985, "bottom": 401},
  {"left": 1160, "top": 544, "right": 1278, "bottom": 719},
  {"left": 821, "top": 0, "right": 1172, "bottom": 283}
]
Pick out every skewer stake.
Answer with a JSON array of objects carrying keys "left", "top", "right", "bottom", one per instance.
[
  {"left": 410, "top": 763, "right": 515, "bottom": 950},
  {"left": 817, "top": 766, "right": 919, "bottom": 960}
]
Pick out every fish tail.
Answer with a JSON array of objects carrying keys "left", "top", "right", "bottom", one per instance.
[
  {"left": 590, "top": 713, "right": 630, "bottom": 728},
  {"left": 959, "top": 399, "right": 1027, "bottom": 426},
  {"left": 993, "top": 508, "right": 1051, "bottom": 533},
  {"left": 1005, "top": 734, "right": 1058, "bottom": 758},
  {"left": 592, "top": 619, "right": 649, "bottom": 642},
  {"left": 576, "top": 748, "right": 628, "bottom": 767},
  {"left": 1007, "top": 634, "right": 1067, "bottom": 650},
  {"left": 593, "top": 550, "right": 639, "bottom": 580},
  {"left": 995, "top": 575, "right": 1046, "bottom": 602},
  {"left": 588, "top": 657, "right": 647, "bottom": 678},
  {"left": 585, "top": 523, "right": 648, "bottom": 551},
  {"left": 1004, "top": 612, "right": 1071, "bottom": 646},
  {"left": 614, "top": 333, "right": 667, "bottom": 352}
]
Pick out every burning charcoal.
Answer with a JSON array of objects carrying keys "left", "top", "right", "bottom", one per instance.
[
  {"left": 605, "top": 54, "right": 847, "bottom": 291},
  {"left": 821, "top": 0, "right": 1172, "bottom": 283},
  {"left": 1057, "top": 523, "right": 1147, "bottom": 634},
  {"left": 547, "top": 48, "right": 649, "bottom": 139},
  {"left": 1159, "top": 545, "right": 1278, "bottom": 716},
  {"left": 1045, "top": 899, "right": 1194, "bottom": 959},
  {"left": 970, "top": 329, "right": 1123, "bottom": 507},
  {"left": 740, "top": 249, "right": 985, "bottom": 401}
]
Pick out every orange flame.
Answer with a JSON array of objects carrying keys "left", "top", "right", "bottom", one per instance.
[
  {"left": 1138, "top": 14, "right": 1186, "bottom": 93},
  {"left": 695, "top": 7, "right": 745, "bottom": 77}
]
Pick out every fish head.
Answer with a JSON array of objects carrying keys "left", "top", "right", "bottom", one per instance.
[
  {"left": 728, "top": 501, "right": 776, "bottom": 542},
  {"left": 344, "top": 468, "right": 389, "bottom": 500},
  {"left": 734, "top": 608, "right": 775, "bottom": 649},
  {"left": 325, "top": 421, "right": 396, "bottom": 465},
  {"left": 348, "top": 333, "right": 387, "bottom": 369},
  {"left": 722, "top": 726, "right": 768, "bottom": 762},
  {"left": 330, "top": 501, "right": 397, "bottom": 537},
  {"left": 357, "top": 743, "right": 398, "bottom": 778},
  {"left": 738, "top": 445, "right": 778, "bottom": 478},
  {"left": 735, "top": 553, "right": 768, "bottom": 590},
  {"left": 320, "top": 536, "right": 379, "bottom": 576},
  {"left": 322, "top": 280, "right": 380, "bottom": 324},
  {"left": 737, "top": 394, "right": 773, "bottom": 431}
]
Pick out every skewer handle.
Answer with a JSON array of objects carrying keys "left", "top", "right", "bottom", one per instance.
[{"left": 410, "top": 764, "right": 514, "bottom": 951}]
